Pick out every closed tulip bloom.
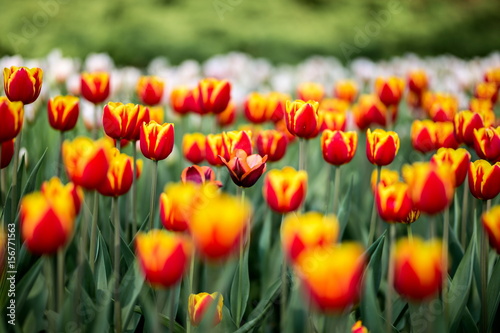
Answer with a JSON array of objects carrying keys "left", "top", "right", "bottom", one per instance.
[
  {"left": 321, "top": 130, "right": 357, "bottom": 166},
  {"left": 216, "top": 102, "right": 236, "bottom": 127},
  {"left": 140, "top": 121, "right": 175, "bottom": 161},
  {"left": 183, "top": 133, "right": 206, "bottom": 164},
  {"left": 482, "top": 206, "right": 500, "bottom": 253},
  {"left": 256, "top": 129, "right": 288, "bottom": 162},
  {"left": 473, "top": 127, "right": 500, "bottom": 161},
  {"left": 136, "top": 76, "right": 165, "bottom": 106},
  {"left": 333, "top": 80, "right": 358, "bottom": 104},
  {"left": 159, "top": 182, "right": 199, "bottom": 232},
  {"left": 188, "top": 292, "right": 223, "bottom": 327},
  {"left": 170, "top": 86, "right": 197, "bottom": 115},
  {"left": 190, "top": 193, "right": 251, "bottom": 260},
  {"left": 320, "top": 98, "right": 350, "bottom": 113},
  {"left": 375, "top": 182, "right": 413, "bottom": 222},
  {"left": 294, "top": 243, "right": 365, "bottom": 312},
  {"left": 222, "top": 130, "right": 253, "bottom": 158},
  {"left": 428, "top": 94, "right": 458, "bottom": 122},
  {"left": 181, "top": 165, "right": 221, "bottom": 187},
  {"left": 297, "top": 82, "right": 324, "bottom": 102},
  {"left": 135, "top": 230, "right": 191, "bottom": 288},
  {"left": 47, "top": 96, "right": 80, "bottom": 132},
  {"left": 469, "top": 98, "right": 494, "bottom": 115},
  {"left": 130, "top": 105, "right": 150, "bottom": 141},
  {"left": 62, "top": 137, "right": 112, "bottom": 190},
  {"left": 244, "top": 92, "right": 271, "bottom": 124},
  {"left": 0, "top": 97, "right": 24, "bottom": 143},
  {"left": 263, "top": 167, "right": 307, "bottom": 213},
  {"left": 393, "top": 237, "right": 444, "bottom": 301},
  {"left": 318, "top": 110, "right": 347, "bottom": 132},
  {"left": 468, "top": 160, "right": 500, "bottom": 200},
  {"left": 0, "top": 139, "right": 14, "bottom": 169},
  {"left": 220, "top": 149, "right": 267, "bottom": 188},
  {"left": 285, "top": 99, "right": 320, "bottom": 139},
  {"left": 352, "top": 94, "right": 388, "bottom": 130},
  {"left": 40, "top": 177, "right": 83, "bottom": 217},
  {"left": 430, "top": 148, "right": 471, "bottom": 186},
  {"left": 205, "top": 134, "right": 226, "bottom": 166},
  {"left": 268, "top": 92, "right": 289, "bottom": 123},
  {"left": 81, "top": 72, "right": 110, "bottom": 104},
  {"left": 484, "top": 67, "right": 500, "bottom": 86},
  {"left": 97, "top": 148, "right": 134, "bottom": 197},
  {"left": 411, "top": 120, "right": 436, "bottom": 153},
  {"left": 454, "top": 110, "right": 485, "bottom": 146},
  {"left": 371, "top": 168, "right": 400, "bottom": 192},
  {"left": 351, "top": 321, "right": 368, "bottom": 333},
  {"left": 3, "top": 66, "right": 43, "bottom": 104},
  {"left": 375, "top": 76, "right": 405, "bottom": 106},
  {"left": 281, "top": 212, "right": 339, "bottom": 263},
  {"left": 475, "top": 82, "right": 498, "bottom": 104},
  {"left": 102, "top": 102, "right": 140, "bottom": 141},
  {"left": 366, "top": 129, "right": 400, "bottom": 166},
  {"left": 194, "top": 78, "right": 231, "bottom": 114},
  {"left": 407, "top": 70, "right": 429, "bottom": 95},
  {"left": 435, "top": 121, "right": 459, "bottom": 149},
  {"left": 403, "top": 162, "right": 455, "bottom": 215}
]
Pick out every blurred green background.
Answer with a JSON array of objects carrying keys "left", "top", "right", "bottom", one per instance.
[{"left": 1, "top": 0, "right": 499, "bottom": 66}]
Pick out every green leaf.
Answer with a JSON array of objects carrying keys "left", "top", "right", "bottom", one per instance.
[
  {"left": 230, "top": 247, "right": 250, "bottom": 327},
  {"left": 20, "top": 148, "right": 47, "bottom": 197},
  {"left": 121, "top": 263, "right": 145, "bottom": 328},
  {"left": 448, "top": 229, "right": 475, "bottom": 332},
  {"left": 15, "top": 259, "right": 42, "bottom": 313},
  {"left": 487, "top": 256, "right": 500, "bottom": 331},
  {"left": 337, "top": 175, "right": 353, "bottom": 238},
  {"left": 461, "top": 306, "right": 479, "bottom": 333},
  {"left": 365, "top": 230, "right": 386, "bottom": 292}
]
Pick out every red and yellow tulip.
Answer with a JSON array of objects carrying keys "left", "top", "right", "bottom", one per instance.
[
  {"left": 80, "top": 72, "right": 110, "bottom": 105},
  {"left": 140, "top": 121, "right": 175, "bottom": 161},
  {"left": 0, "top": 139, "right": 14, "bottom": 169},
  {"left": 482, "top": 206, "right": 500, "bottom": 253},
  {"left": 366, "top": 129, "right": 400, "bottom": 166},
  {"left": 136, "top": 76, "right": 165, "bottom": 106},
  {"left": 0, "top": 97, "right": 24, "bottom": 143},
  {"left": 472, "top": 127, "right": 500, "bottom": 161},
  {"left": 256, "top": 129, "right": 288, "bottom": 162},
  {"left": 468, "top": 160, "right": 500, "bottom": 200},
  {"left": 375, "top": 182, "right": 413, "bottom": 222},
  {"left": 193, "top": 78, "right": 231, "bottom": 114},
  {"left": 375, "top": 76, "right": 404, "bottom": 106},
  {"left": 188, "top": 292, "right": 223, "bottom": 327},
  {"left": 159, "top": 182, "right": 199, "bottom": 232},
  {"left": 352, "top": 94, "right": 388, "bottom": 130},
  {"left": 3, "top": 66, "right": 43, "bottom": 105},
  {"left": 97, "top": 148, "right": 135, "bottom": 197},
  {"left": 285, "top": 99, "right": 320, "bottom": 139},
  {"left": 244, "top": 92, "right": 272, "bottom": 124},
  {"left": 430, "top": 148, "right": 471, "bottom": 187},
  {"left": 321, "top": 130, "right": 357, "bottom": 166},
  {"left": 263, "top": 167, "right": 307, "bottom": 213},
  {"left": 333, "top": 80, "right": 358, "bottom": 104},
  {"left": 297, "top": 82, "right": 324, "bottom": 102},
  {"left": 47, "top": 96, "right": 80, "bottom": 132},
  {"left": 182, "top": 133, "right": 206, "bottom": 164}
]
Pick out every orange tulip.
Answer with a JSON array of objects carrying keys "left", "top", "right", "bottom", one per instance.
[
  {"left": 47, "top": 96, "right": 79, "bottom": 132},
  {"left": 403, "top": 162, "right": 455, "bottom": 215},
  {"left": 170, "top": 86, "right": 198, "bottom": 115},
  {"left": 220, "top": 149, "right": 267, "bottom": 188},
  {"left": 411, "top": 120, "right": 436, "bottom": 153},
  {"left": 194, "top": 78, "right": 231, "bottom": 114},
  {"left": 454, "top": 110, "right": 486, "bottom": 146},
  {"left": 135, "top": 230, "right": 191, "bottom": 288},
  {"left": 281, "top": 212, "right": 339, "bottom": 263},
  {"left": 205, "top": 134, "right": 226, "bottom": 166},
  {"left": 294, "top": 243, "right": 365, "bottom": 312},
  {"left": 320, "top": 98, "right": 350, "bottom": 113},
  {"left": 40, "top": 177, "right": 83, "bottom": 217},
  {"left": 393, "top": 237, "right": 444, "bottom": 301},
  {"left": 375, "top": 76, "right": 404, "bottom": 106},
  {"left": 333, "top": 80, "right": 358, "bottom": 104},
  {"left": 97, "top": 148, "right": 135, "bottom": 197},
  {"left": 321, "top": 130, "right": 357, "bottom": 166},
  {"left": 263, "top": 167, "right": 307, "bottom": 213},
  {"left": 140, "top": 121, "right": 175, "bottom": 161},
  {"left": 188, "top": 292, "right": 223, "bottom": 327},
  {"left": 318, "top": 109, "right": 347, "bottom": 132},
  {"left": 136, "top": 76, "right": 164, "bottom": 106},
  {"left": 428, "top": 94, "right": 458, "bottom": 122},
  {"left": 3, "top": 66, "right": 43, "bottom": 104},
  {"left": 285, "top": 99, "right": 320, "bottom": 139},
  {"left": 297, "top": 82, "right": 324, "bottom": 102},
  {"left": 190, "top": 193, "right": 251, "bottom": 260},
  {"left": 0, "top": 139, "right": 14, "bottom": 169},
  {"left": 482, "top": 206, "right": 500, "bottom": 253},
  {"left": 371, "top": 168, "right": 399, "bottom": 192},
  {"left": 407, "top": 70, "right": 429, "bottom": 95},
  {"left": 256, "top": 129, "right": 288, "bottom": 162},
  {"left": 244, "top": 92, "right": 272, "bottom": 124},
  {"left": 484, "top": 67, "right": 500, "bottom": 87},
  {"left": 474, "top": 82, "right": 498, "bottom": 104},
  {"left": 159, "top": 182, "right": 200, "bottom": 232},
  {"left": 366, "top": 129, "right": 400, "bottom": 166},
  {"left": 469, "top": 98, "right": 494, "bottom": 114},
  {"left": 430, "top": 148, "right": 471, "bottom": 186},
  {"left": 147, "top": 106, "right": 164, "bottom": 125},
  {"left": 352, "top": 94, "right": 388, "bottom": 130},
  {"left": 473, "top": 127, "right": 500, "bottom": 161},
  {"left": 0, "top": 97, "right": 24, "bottom": 143},
  {"left": 62, "top": 137, "right": 112, "bottom": 190},
  {"left": 81, "top": 72, "right": 110, "bottom": 104},
  {"left": 375, "top": 182, "right": 413, "bottom": 222},
  {"left": 216, "top": 101, "right": 236, "bottom": 127},
  {"left": 434, "top": 121, "right": 459, "bottom": 150},
  {"left": 268, "top": 92, "right": 289, "bottom": 123},
  {"left": 468, "top": 160, "right": 500, "bottom": 200},
  {"left": 183, "top": 133, "right": 206, "bottom": 164}
]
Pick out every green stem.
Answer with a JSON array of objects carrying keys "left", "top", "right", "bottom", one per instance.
[
  {"left": 131, "top": 141, "right": 138, "bottom": 238},
  {"left": 386, "top": 223, "right": 396, "bottom": 333},
  {"left": 368, "top": 165, "right": 382, "bottom": 245},
  {"left": 89, "top": 191, "right": 99, "bottom": 273},
  {"left": 57, "top": 248, "right": 64, "bottom": 311},
  {"left": 149, "top": 161, "right": 158, "bottom": 230},
  {"left": 0, "top": 142, "right": 3, "bottom": 208},
  {"left": 57, "top": 131, "right": 64, "bottom": 178},
  {"left": 461, "top": 185, "right": 468, "bottom": 249},
  {"left": 480, "top": 200, "right": 490, "bottom": 332},
  {"left": 236, "top": 187, "right": 245, "bottom": 328},
  {"left": 44, "top": 256, "right": 56, "bottom": 332},
  {"left": 113, "top": 196, "right": 122, "bottom": 333},
  {"left": 332, "top": 166, "right": 341, "bottom": 215},
  {"left": 93, "top": 103, "right": 100, "bottom": 139},
  {"left": 169, "top": 286, "right": 177, "bottom": 333},
  {"left": 280, "top": 214, "right": 287, "bottom": 331},
  {"left": 442, "top": 206, "right": 450, "bottom": 326},
  {"left": 298, "top": 139, "right": 307, "bottom": 212},
  {"left": 407, "top": 224, "right": 413, "bottom": 242}
]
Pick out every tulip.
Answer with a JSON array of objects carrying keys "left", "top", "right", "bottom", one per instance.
[
  {"left": 366, "top": 129, "right": 400, "bottom": 166},
  {"left": 102, "top": 102, "right": 141, "bottom": 141},
  {"left": 181, "top": 165, "right": 221, "bottom": 187},
  {"left": 321, "top": 130, "right": 357, "bottom": 166},
  {"left": 294, "top": 243, "right": 365, "bottom": 312},
  {"left": 80, "top": 72, "right": 110, "bottom": 104},
  {"left": 352, "top": 94, "right": 388, "bottom": 130},
  {"left": 281, "top": 212, "right": 339, "bottom": 263},
  {"left": 216, "top": 102, "right": 236, "bottom": 127},
  {"left": 428, "top": 94, "right": 458, "bottom": 122},
  {"left": 170, "top": 86, "right": 198, "bottom": 115},
  {"left": 318, "top": 109, "right": 347, "bottom": 132},
  {"left": 268, "top": 92, "right": 289, "bottom": 123},
  {"left": 435, "top": 121, "right": 459, "bottom": 149},
  {"left": 205, "top": 134, "right": 226, "bottom": 166},
  {"left": 320, "top": 98, "right": 350, "bottom": 113},
  {"left": 135, "top": 230, "right": 191, "bottom": 288},
  {"left": 97, "top": 148, "right": 135, "bottom": 197},
  {"left": 333, "top": 80, "right": 358, "bottom": 104},
  {"left": 482, "top": 206, "right": 500, "bottom": 253},
  {"left": 275, "top": 118, "right": 296, "bottom": 142},
  {"left": 454, "top": 110, "right": 485, "bottom": 146},
  {"left": 403, "top": 162, "right": 455, "bottom": 215},
  {"left": 411, "top": 120, "right": 436, "bottom": 153},
  {"left": 475, "top": 82, "right": 498, "bottom": 104},
  {"left": 188, "top": 292, "right": 223, "bottom": 327},
  {"left": 0, "top": 97, "right": 24, "bottom": 143},
  {"left": 194, "top": 78, "right": 231, "bottom": 114},
  {"left": 244, "top": 92, "right": 271, "bottom": 124},
  {"left": 40, "top": 177, "right": 83, "bottom": 217},
  {"left": 473, "top": 127, "right": 500, "bottom": 161},
  {"left": 297, "top": 82, "right": 324, "bottom": 102},
  {"left": 256, "top": 129, "right": 288, "bottom": 162},
  {"left": 222, "top": 130, "right": 253, "bottom": 158},
  {"left": 484, "top": 67, "right": 500, "bottom": 86},
  {"left": 183, "top": 133, "right": 206, "bottom": 164},
  {"left": 47, "top": 96, "right": 80, "bottom": 132},
  {"left": 130, "top": 105, "right": 150, "bottom": 141},
  {"left": 430, "top": 148, "right": 471, "bottom": 187},
  {"left": 190, "top": 193, "right": 251, "bottom": 260},
  {"left": 62, "top": 137, "right": 112, "bottom": 190},
  {"left": 392, "top": 237, "right": 444, "bottom": 300},
  {"left": 0, "top": 139, "right": 14, "bottom": 169},
  {"left": 285, "top": 99, "right": 320, "bottom": 139},
  {"left": 468, "top": 160, "right": 500, "bottom": 200},
  {"left": 3, "top": 66, "right": 43, "bottom": 104},
  {"left": 469, "top": 98, "right": 494, "bottom": 115},
  {"left": 375, "top": 182, "right": 413, "bottom": 222},
  {"left": 351, "top": 321, "right": 368, "bottom": 333},
  {"left": 220, "top": 149, "right": 267, "bottom": 188},
  {"left": 148, "top": 106, "right": 164, "bottom": 124},
  {"left": 136, "top": 76, "right": 165, "bottom": 106},
  {"left": 263, "top": 167, "right": 307, "bottom": 213},
  {"left": 407, "top": 70, "right": 429, "bottom": 95},
  {"left": 375, "top": 76, "right": 404, "bottom": 106},
  {"left": 140, "top": 121, "right": 175, "bottom": 161},
  {"left": 371, "top": 168, "right": 399, "bottom": 192},
  {"left": 159, "top": 182, "right": 199, "bottom": 232}
]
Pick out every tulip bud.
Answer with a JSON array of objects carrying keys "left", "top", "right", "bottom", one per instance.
[
  {"left": 216, "top": 102, "right": 236, "bottom": 128},
  {"left": 474, "top": 82, "right": 498, "bottom": 104},
  {"left": 411, "top": 120, "right": 436, "bottom": 153},
  {"left": 321, "top": 130, "right": 357, "bottom": 166},
  {"left": 0, "top": 97, "right": 24, "bottom": 143},
  {"left": 352, "top": 321, "right": 368, "bottom": 333},
  {"left": 40, "top": 177, "right": 83, "bottom": 217},
  {"left": 333, "top": 80, "right": 358, "bottom": 104},
  {"left": 454, "top": 110, "right": 485, "bottom": 146},
  {"left": 468, "top": 160, "right": 500, "bottom": 200},
  {"left": 205, "top": 134, "right": 226, "bottom": 166},
  {"left": 80, "top": 72, "right": 110, "bottom": 105},
  {"left": 281, "top": 212, "right": 339, "bottom": 263},
  {"left": 407, "top": 70, "right": 429, "bottom": 95},
  {"left": 285, "top": 99, "right": 320, "bottom": 139},
  {"left": 136, "top": 76, "right": 165, "bottom": 106},
  {"left": 297, "top": 82, "right": 324, "bottom": 102},
  {"left": 375, "top": 76, "right": 405, "bottom": 106},
  {"left": 434, "top": 121, "right": 459, "bottom": 150},
  {"left": 473, "top": 127, "right": 500, "bottom": 161},
  {"left": 482, "top": 206, "right": 500, "bottom": 253},
  {"left": 188, "top": 292, "right": 223, "bottom": 327},
  {"left": 170, "top": 86, "right": 197, "bottom": 115},
  {"left": 430, "top": 148, "right": 470, "bottom": 187},
  {"left": 47, "top": 96, "right": 80, "bottom": 132},
  {"left": 0, "top": 139, "right": 14, "bottom": 169},
  {"left": 182, "top": 133, "right": 206, "bottom": 164},
  {"left": 244, "top": 92, "right": 271, "bottom": 124},
  {"left": 371, "top": 168, "right": 400, "bottom": 192},
  {"left": 135, "top": 230, "right": 191, "bottom": 288},
  {"left": 366, "top": 129, "right": 400, "bottom": 166},
  {"left": 428, "top": 94, "right": 458, "bottom": 122},
  {"left": 102, "top": 102, "right": 141, "bottom": 141},
  {"left": 263, "top": 167, "right": 307, "bottom": 213},
  {"left": 375, "top": 182, "right": 413, "bottom": 222},
  {"left": 352, "top": 94, "right": 388, "bottom": 130},
  {"left": 267, "top": 92, "right": 289, "bottom": 123},
  {"left": 219, "top": 149, "right": 267, "bottom": 188},
  {"left": 159, "top": 182, "right": 199, "bottom": 232},
  {"left": 3, "top": 66, "right": 43, "bottom": 104},
  {"left": 393, "top": 237, "right": 444, "bottom": 301},
  {"left": 140, "top": 121, "right": 175, "bottom": 161},
  {"left": 318, "top": 109, "right": 347, "bottom": 132},
  {"left": 256, "top": 129, "right": 288, "bottom": 162},
  {"left": 97, "top": 148, "right": 135, "bottom": 197},
  {"left": 194, "top": 78, "right": 231, "bottom": 114},
  {"left": 222, "top": 130, "right": 253, "bottom": 158}
]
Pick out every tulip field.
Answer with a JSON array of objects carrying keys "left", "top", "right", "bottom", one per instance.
[{"left": 1, "top": 51, "right": 500, "bottom": 333}]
